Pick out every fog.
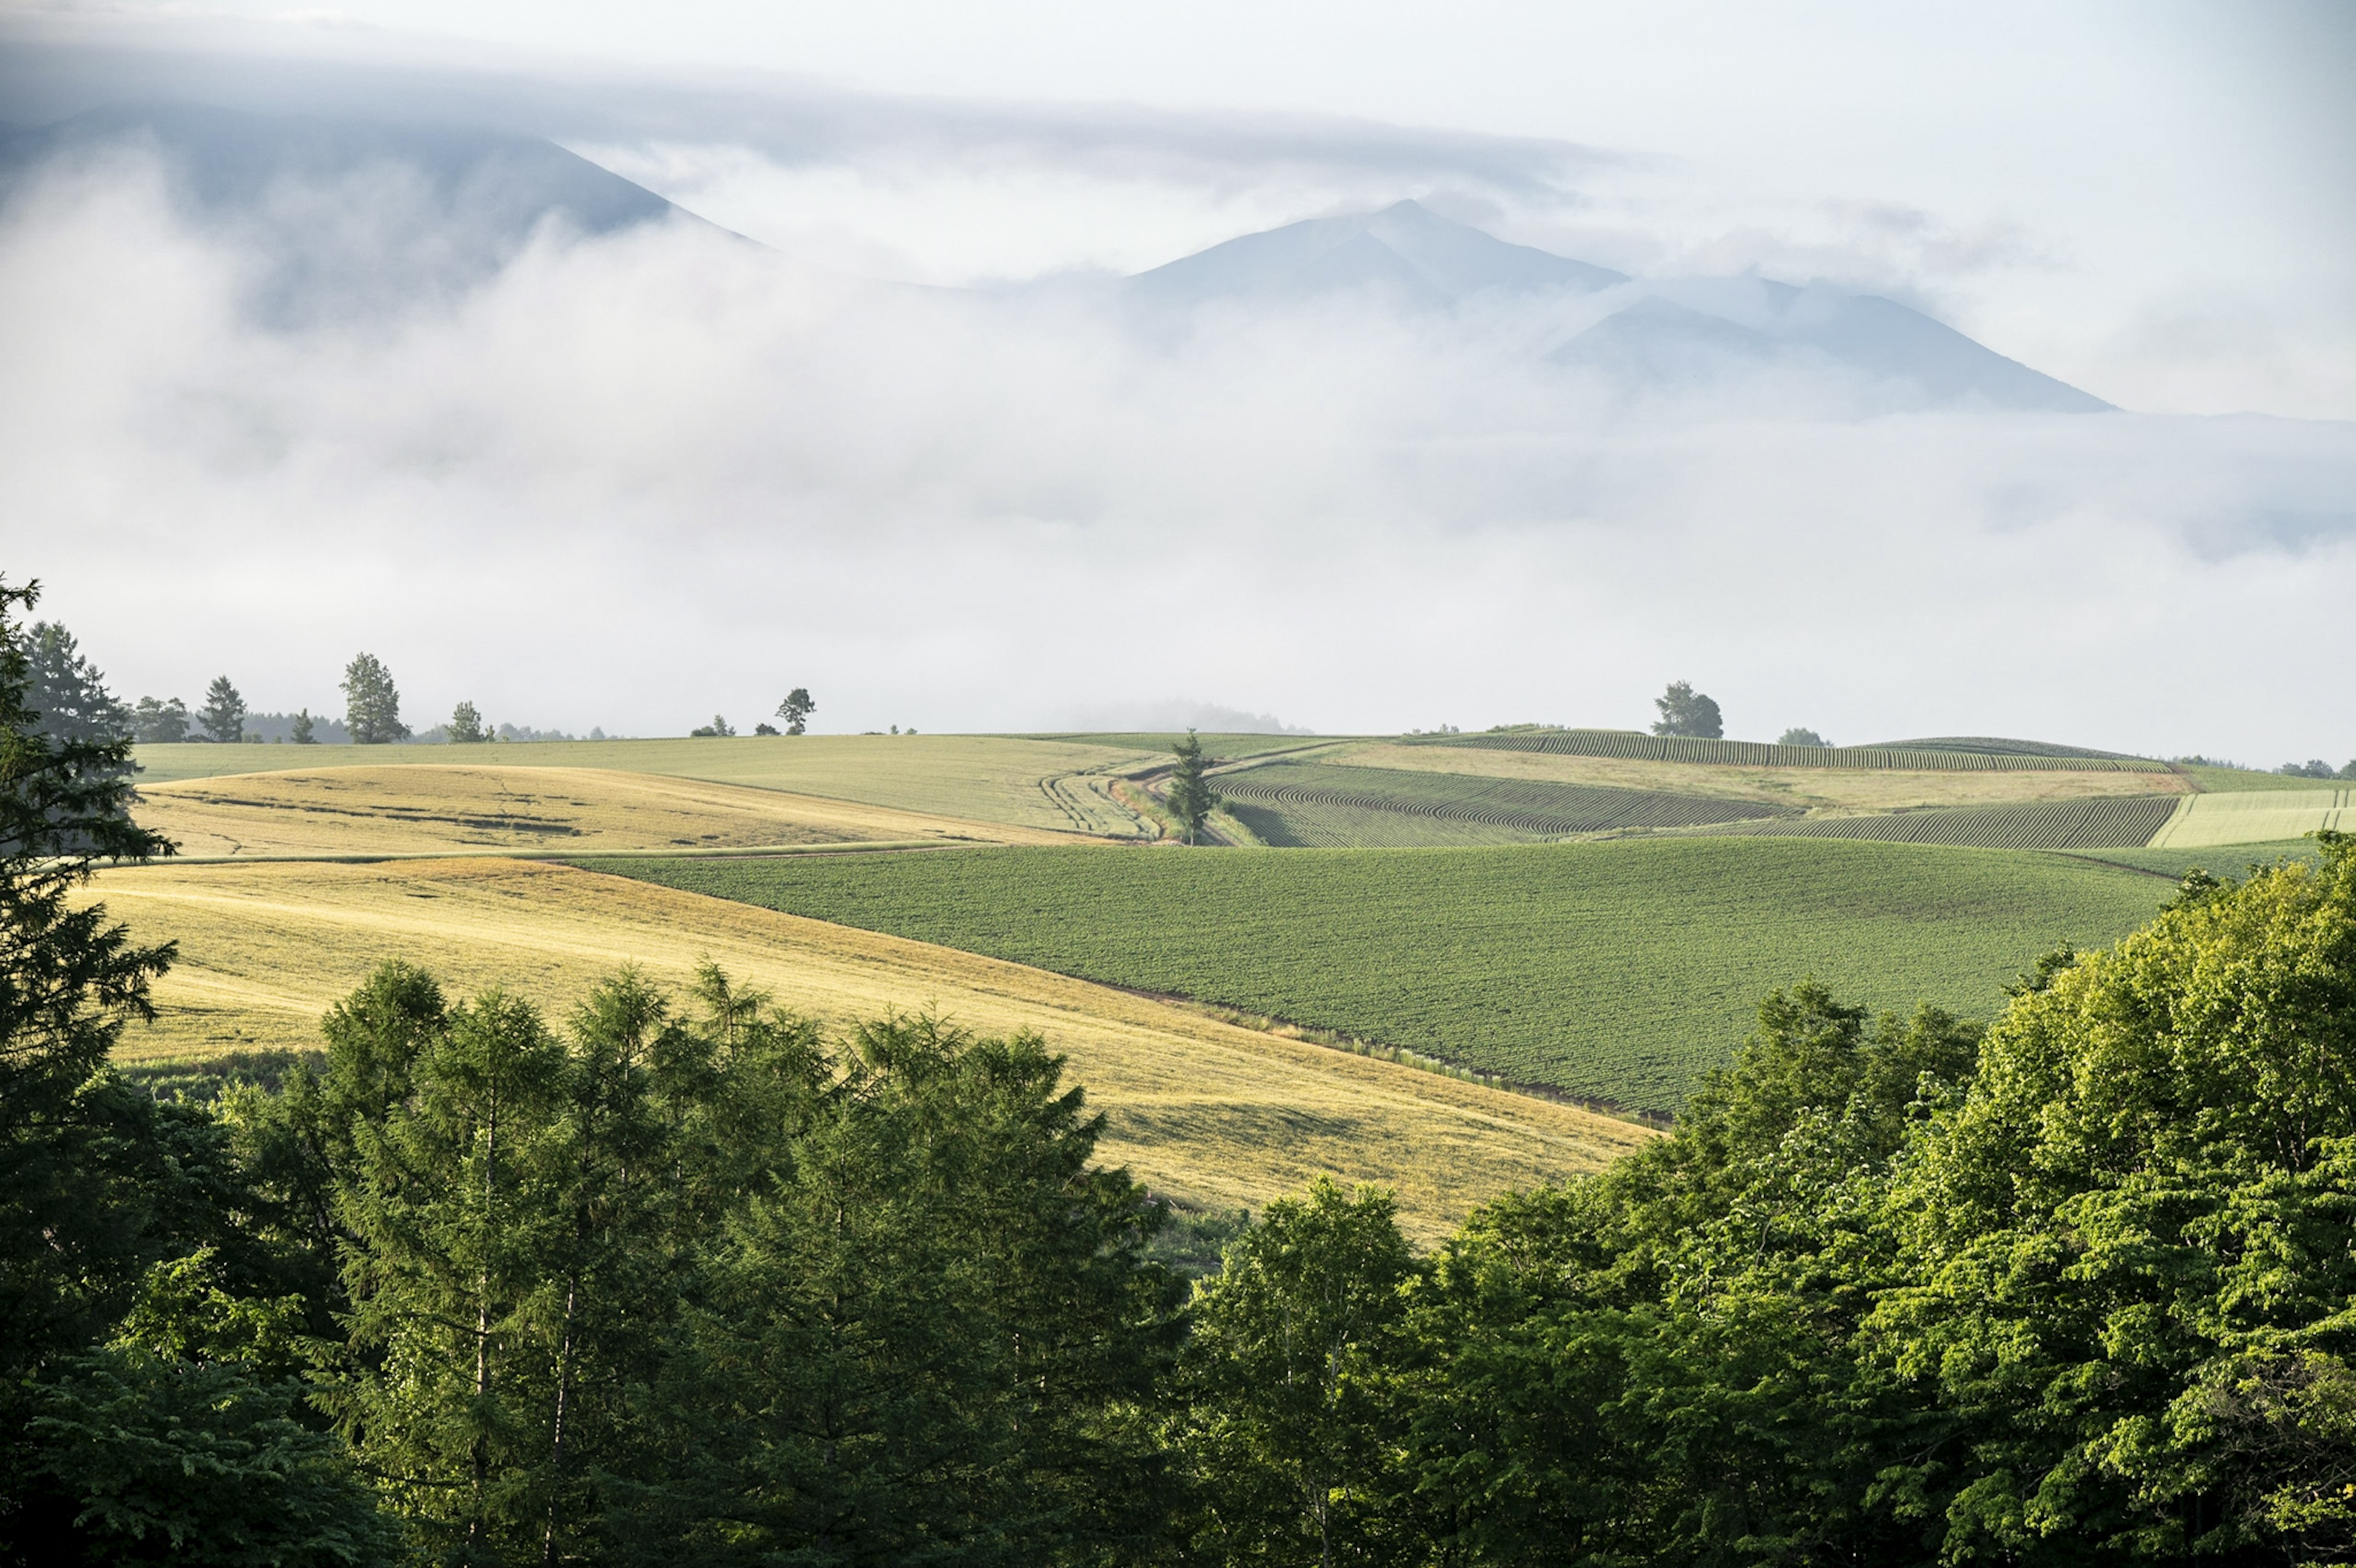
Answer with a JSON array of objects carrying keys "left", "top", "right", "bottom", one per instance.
[{"left": 1, "top": 35, "right": 2351, "bottom": 758}]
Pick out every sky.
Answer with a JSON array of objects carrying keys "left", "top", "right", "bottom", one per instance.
[{"left": 1, "top": 2, "right": 2351, "bottom": 756}]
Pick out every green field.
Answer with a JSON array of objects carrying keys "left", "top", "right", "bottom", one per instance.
[
  {"left": 1703, "top": 794, "right": 2183, "bottom": 849},
  {"left": 1417, "top": 729, "right": 2158, "bottom": 772},
  {"left": 131, "top": 735, "right": 1165, "bottom": 837},
  {"left": 2145, "top": 788, "right": 2354, "bottom": 847},
  {"left": 593, "top": 838, "right": 2185, "bottom": 1113},
  {"left": 1223, "top": 797, "right": 1542, "bottom": 848},
  {"left": 1214, "top": 760, "right": 1793, "bottom": 837}
]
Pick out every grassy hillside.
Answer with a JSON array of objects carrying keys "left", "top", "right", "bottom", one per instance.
[
  {"left": 1330, "top": 740, "right": 2188, "bottom": 810},
  {"left": 1224, "top": 797, "right": 1542, "bottom": 848},
  {"left": 1215, "top": 759, "right": 1792, "bottom": 836},
  {"left": 93, "top": 857, "right": 1648, "bottom": 1237},
  {"left": 131, "top": 734, "right": 1166, "bottom": 837},
  {"left": 1417, "top": 729, "right": 2157, "bottom": 772},
  {"left": 2146, "top": 788, "right": 2354, "bottom": 848},
  {"left": 135, "top": 764, "right": 1082, "bottom": 859},
  {"left": 598, "top": 839, "right": 2183, "bottom": 1114},
  {"left": 1701, "top": 794, "right": 2182, "bottom": 849}
]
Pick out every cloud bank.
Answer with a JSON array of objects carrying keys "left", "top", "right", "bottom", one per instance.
[{"left": 3, "top": 135, "right": 2352, "bottom": 759}]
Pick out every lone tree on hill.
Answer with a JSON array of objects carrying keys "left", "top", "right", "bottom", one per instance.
[
  {"left": 1166, "top": 730, "right": 1222, "bottom": 845},
  {"left": 1778, "top": 726, "right": 1830, "bottom": 748},
  {"left": 290, "top": 708, "right": 316, "bottom": 744},
  {"left": 341, "top": 653, "right": 407, "bottom": 744},
  {"left": 1652, "top": 680, "right": 1723, "bottom": 739},
  {"left": 198, "top": 675, "right": 246, "bottom": 745},
  {"left": 447, "top": 701, "right": 489, "bottom": 744},
  {"left": 776, "top": 688, "right": 815, "bottom": 736}
]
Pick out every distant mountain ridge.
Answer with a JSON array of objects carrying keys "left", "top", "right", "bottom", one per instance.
[{"left": 1124, "top": 200, "right": 2111, "bottom": 413}]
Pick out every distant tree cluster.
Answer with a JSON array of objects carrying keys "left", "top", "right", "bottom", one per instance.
[
  {"left": 4, "top": 579, "right": 2356, "bottom": 1565},
  {"left": 1651, "top": 679, "right": 1723, "bottom": 738},
  {"left": 1777, "top": 725, "right": 1830, "bottom": 747},
  {"left": 2281, "top": 758, "right": 2356, "bottom": 779}
]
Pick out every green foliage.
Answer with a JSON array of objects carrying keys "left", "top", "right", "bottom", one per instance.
[
  {"left": 776, "top": 686, "right": 815, "bottom": 736},
  {"left": 339, "top": 653, "right": 407, "bottom": 745},
  {"left": 600, "top": 838, "right": 2180, "bottom": 1112},
  {"left": 1175, "top": 1180, "right": 1420, "bottom": 1566},
  {"left": 447, "top": 700, "right": 490, "bottom": 744},
  {"left": 1778, "top": 726, "right": 1830, "bottom": 747},
  {"left": 1650, "top": 680, "right": 1723, "bottom": 739},
  {"left": 689, "top": 714, "right": 735, "bottom": 737},
  {"left": 291, "top": 708, "right": 317, "bottom": 744},
  {"left": 199, "top": 675, "right": 247, "bottom": 746},
  {"left": 1167, "top": 729, "right": 1223, "bottom": 844},
  {"left": 129, "top": 695, "right": 190, "bottom": 744},
  {"left": 23, "top": 621, "right": 129, "bottom": 744}
]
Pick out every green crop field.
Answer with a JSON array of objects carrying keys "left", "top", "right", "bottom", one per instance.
[
  {"left": 1223, "top": 797, "right": 1541, "bottom": 848},
  {"left": 593, "top": 838, "right": 2183, "bottom": 1114},
  {"left": 1700, "top": 794, "right": 2182, "bottom": 850},
  {"left": 2146, "top": 788, "right": 2354, "bottom": 847},
  {"left": 130, "top": 735, "right": 1166, "bottom": 837},
  {"left": 1420, "top": 729, "right": 2157, "bottom": 772},
  {"left": 1214, "top": 760, "right": 1792, "bottom": 837},
  {"left": 1019, "top": 732, "right": 1340, "bottom": 759}
]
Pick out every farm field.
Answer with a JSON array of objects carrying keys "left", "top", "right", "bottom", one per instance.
[
  {"left": 1214, "top": 759, "right": 1793, "bottom": 837},
  {"left": 91, "top": 857, "right": 1649, "bottom": 1237},
  {"left": 1418, "top": 728, "right": 2158, "bottom": 771},
  {"left": 1224, "top": 796, "right": 1542, "bottom": 848},
  {"left": 1326, "top": 740, "right": 2190, "bottom": 810},
  {"left": 1702, "top": 794, "right": 2184, "bottom": 850},
  {"left": 2145, "top": 788, "right": 2355, "bottom": 848},
  {"left": 131, "top": 734, "right": 1166, "bottom": 837},
  {"left": 599, "top": 837, "right": 2184, "bottom": 1113},
  {"left": 134, "top": 764, "right": 1080, "bottom": 858}
]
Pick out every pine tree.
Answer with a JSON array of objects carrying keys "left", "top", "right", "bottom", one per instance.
[
  {"left": 1165, "top": 730, "right": 1223, "bottom": 845},
  {"left": 775, "top": 688, "right": 815, "bottom": 736},
  {"left": 341, "top": 654, "right": 408, "bottom": 745},
  {"left": 23, "top": 621, "right": 130, "bottom": 744},
  {"left": 448, "top": 701, "right": 490, "bottom": 744},
  {"left": 199, "top": 675, "right": 247, "bottom": 745}
]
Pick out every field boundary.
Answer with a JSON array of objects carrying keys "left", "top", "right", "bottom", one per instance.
[{"left": 1411, "top": 729, "right": 2165, "bottom": 773}]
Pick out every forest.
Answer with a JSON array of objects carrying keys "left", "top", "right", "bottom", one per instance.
[{"left": 4, "top": 577, "right": 2354, "bottom": 1567}]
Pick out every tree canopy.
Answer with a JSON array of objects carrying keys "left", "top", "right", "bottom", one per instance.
[
  {"left": 198, "top": 675, "right": 247, "bottom": 745},
  {"left": 1651, "top": 680, "right": 1723, "bottom": 739},
  {"left": 776, "top": 688, "right": 815, "bottom": 736},
  {"left": 340, "top": 654, "right": 407, "bottom": 745},
  {"left": 1166, "top": 730, "right": 1223, "bottom": 845}
]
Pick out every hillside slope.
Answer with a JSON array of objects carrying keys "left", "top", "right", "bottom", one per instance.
[{"left": 94, "top": 858, "right": 1647, "bottom": 1237}]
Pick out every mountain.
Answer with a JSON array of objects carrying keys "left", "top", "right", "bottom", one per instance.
[
  {"left": 0, "top": 104, "right": 691, "bottom": 323},
  {"left": 1128, "top": 201, "right": 2111, "bottom": 413},
  {"left": 1126, "top": 198, "right": 1626, "bottom": 310}
]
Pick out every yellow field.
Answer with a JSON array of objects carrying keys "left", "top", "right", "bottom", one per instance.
[
  {"left": 94, "top": 858, "right": 1649, "bottom": 1237},
  {"left": 1325, "top": 741, "right": 2192, "bottom": 812},
  {"left": 134, "top": 765, "right": 1080, "bottom": 859},
  {"left": 132, "top": 736, "right": 1164, "bottom": 838},
  {"left": 2146, "top": 788, "right": 2355, "bottom": 849}
]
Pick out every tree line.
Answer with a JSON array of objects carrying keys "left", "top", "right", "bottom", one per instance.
[{"left": 5, "top": 580, "right": 2354, "bottom": 1565}]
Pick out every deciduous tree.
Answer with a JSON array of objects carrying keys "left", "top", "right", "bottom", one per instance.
[
  {"left": 776, "top": 688, "right": 815, "bottom": 736},
  {"left": 1650, "top": 680, "right": 1723, "bottom": 739}
]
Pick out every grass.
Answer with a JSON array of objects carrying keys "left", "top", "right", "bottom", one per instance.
[
  {"left": 2057, "top": 839, "right": 2323, "bottom": 878},
  {"left": 1700, "top": 795, "right": 2183, "bottom": 850},
  {"left": 131, "top": 736, "right": 1166, "bottom": 837},
  {"left": 1214, "top": 761, "right": 1790, "bottom": 837},
  {"left": 2174, "top": 763, "right": 2351, "bottom": 793},
  {"left": 595, "top": 837, "right": 2182, "bottom": 1115},
  {"left": 91, "top": 858, "right": 1651, "bottom": 1239},
  {"left": 1331, "top": 741, "right": 2189, "bottom": 811},
  {"left": 134, "top": 764, "right": 1084, "bottom": 859},
  {"left": 2145, "top": 789, "right": 2354, "bottom": 848},
  {"left": 1419, "top": 729, "right": 2157, "bottom": 772}
]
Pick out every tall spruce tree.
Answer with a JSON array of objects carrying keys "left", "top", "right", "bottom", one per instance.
[
  {"left": 198, "top": 675, "right": 247, "bottom": 745},
  {"left": 341, "top": 654, "right": 407, "bottom": 745},
  {"left": 23, "top": 622, "right": 130, "bottom": 744},
  {"left": 1166, "top": 730, "right": 1222, "bottom": 845}
]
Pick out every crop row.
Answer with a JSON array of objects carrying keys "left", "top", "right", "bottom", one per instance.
[
  {"left": 1409, "top": 729, "right": 2157, "bottom": 773},
  {"left": 1214, "top": 761, "right": 1788, "bottom": 837},
  {"left": 1700, "top": 794, "right": 2183, "bottom": 850},
  {"left": 1223, "top": 798, "right": 1541, "bottom": 849},
  {"left": 596, "top": 838, "right": 2182, "bottom": 1115}
]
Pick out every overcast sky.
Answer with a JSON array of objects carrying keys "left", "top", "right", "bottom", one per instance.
[{"left": 2, "top": 2, "right": 2351, "bottom": 756}]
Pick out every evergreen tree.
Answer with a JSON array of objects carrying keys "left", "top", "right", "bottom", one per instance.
[
  {"left": 199, "top": 675, "right": 247, "bottom": 745},
  {"left": 341, "top": 654, "right": 407, "bottom": 745},
  {"left": 448, "top": 701, "right": 490, "bottom": 744},
  {"left": 129, "top": 696, "right": 189, "bottom": 744},
  {"left": 23, "top": 622, "right": 129, "bottom": 744},
  {"left": 290, "top": 708, "right": 317, "bottom": 745},
  {"left": 1166, "top": 730, "right": 1223, "bottom": 845}
]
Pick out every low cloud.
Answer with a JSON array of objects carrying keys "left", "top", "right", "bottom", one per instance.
[{"left": 3, "top": 143, "right": 2352, "bottom": 762}]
